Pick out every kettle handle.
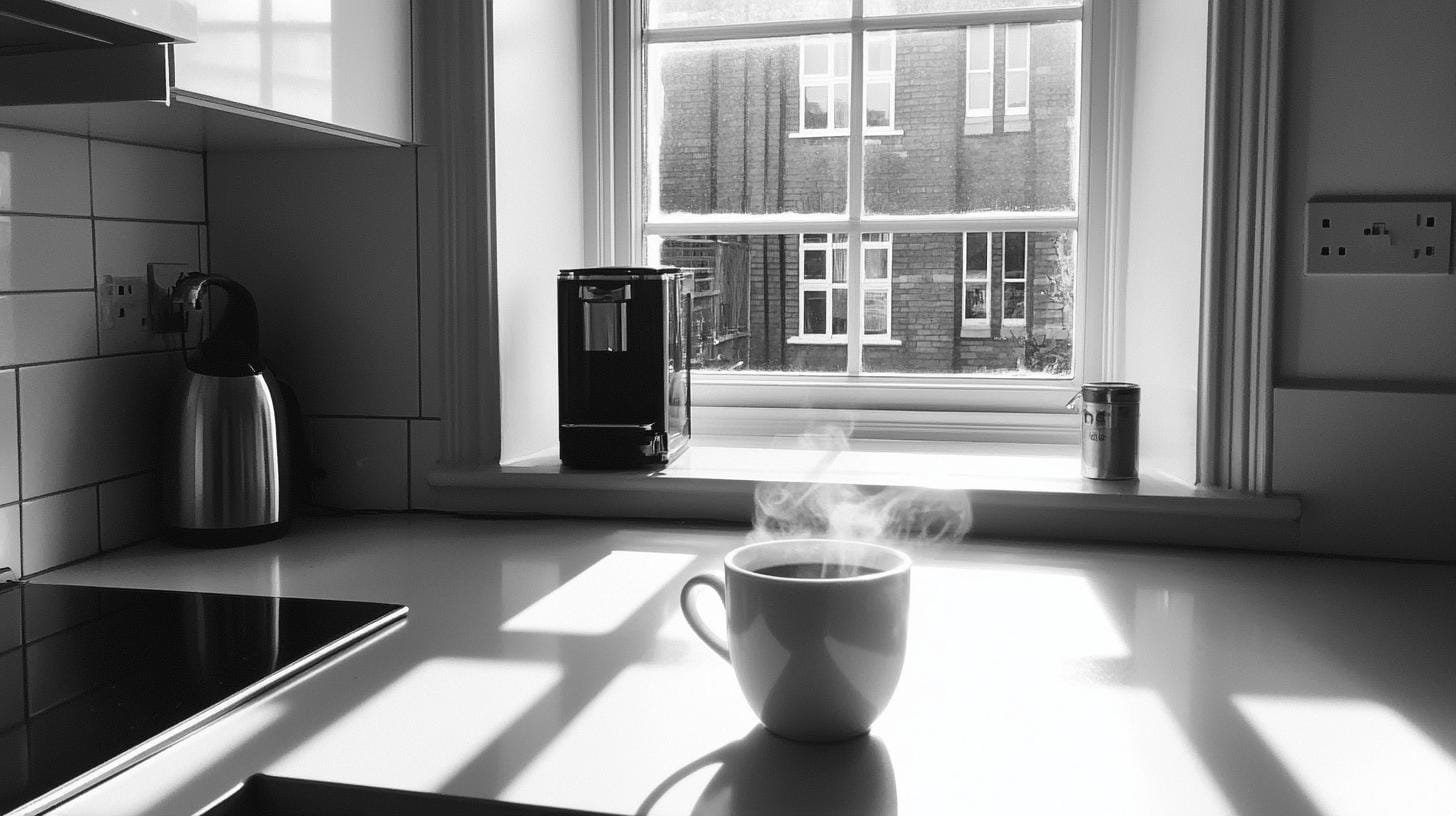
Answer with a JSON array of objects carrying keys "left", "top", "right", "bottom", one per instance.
[{"left": 174, "top": 273, "right": 264, "bottom": 369}]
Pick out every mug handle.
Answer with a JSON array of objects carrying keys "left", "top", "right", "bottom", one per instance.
[{"left": 680, "top": 574, "right": 730, "bottom": 661}]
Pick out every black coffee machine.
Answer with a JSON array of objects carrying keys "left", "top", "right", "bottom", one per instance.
[{"left": 558, "top": 266, "right": 692, "bottom": 469}]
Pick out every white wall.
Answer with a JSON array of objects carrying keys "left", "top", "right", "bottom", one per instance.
[
  {"left": 1272, "top": 0, "right": 1456, "bottom": 558},
  {"left": 492, "top": 1, "right": 588, "bottom": 463},
  {"left": 1117, "top": 0, "right": 1208, "bottom": 485}
]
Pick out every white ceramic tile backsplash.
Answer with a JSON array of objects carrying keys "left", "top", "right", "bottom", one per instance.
[
  {"left": 20, "top": 486, "right": 98, "bottom": 575},
  {"left": 0, "top": 128, "right": 90, "bottom": 216},
  {"left": 98, "top": 471, "right": 161, "bottom": 551},
  {"left": 91, "top": 141, "right": 206, "bottom": 222},
  {"left": 0, "top": 291, "right": 98, "bottom": 366},
  {"left": 0, "top": 215, "right": 94, "bottom": 291},
  {"left": 309, "top": 418, "right": 409, "bottom": 510},
  {"left": 0, "top": 371, "right": 16, "bottom": 505},
  {"left": 18, "top": 353, "right": 178, "bottom": 499},
  {"left": 94, "top": 220, "right": 203, "bottom": 355},
  {"left": 2, "top": 126, "right": 208, "bottom": 574},
  {"left": 0, "top": 505, "right": 17, "bottom": 575}
]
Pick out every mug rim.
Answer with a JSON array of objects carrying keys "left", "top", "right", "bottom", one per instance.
[{"left": 724, "top": 537, "right": 912, "bottom": 583}]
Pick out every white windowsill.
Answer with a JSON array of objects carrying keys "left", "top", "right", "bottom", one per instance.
[
  {"left": 426, "top": 436, "right": 1301, "bottom": 552},
  {"left": 790, "top": 128, "right": 905, "bottom": 138},
  {"left": 787, "top": 335, "right": 902, "bottom": 346}
]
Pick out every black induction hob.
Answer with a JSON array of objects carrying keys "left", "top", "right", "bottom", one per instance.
[{"left": 0, "top": 581, "right": 406, "bottom": 816}]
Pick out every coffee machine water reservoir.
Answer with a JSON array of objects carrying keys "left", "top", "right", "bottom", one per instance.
[{"left": 558, "top": 267, "right": 691, "bottom": 469}]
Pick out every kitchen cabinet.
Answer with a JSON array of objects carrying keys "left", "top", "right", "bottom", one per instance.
[
  {"left": 0, "top": 0, "right": 413, "bottom": 149},
  {"left": 173, "top": 0, "right": 412, "bottom": 144}
]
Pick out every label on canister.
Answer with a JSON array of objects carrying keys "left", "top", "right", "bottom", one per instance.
[{"left": 1078, "top": 382, "right": 1139, "bottom": 480}]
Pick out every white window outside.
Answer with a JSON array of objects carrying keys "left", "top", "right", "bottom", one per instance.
[
  {"left": 799, "top": 232, "right": 892, "bottom": 341},
  {"left": 1001, "top": 231, "right": 1028, "bottom": 328},
  {"left": 799, "top": 32, "right": 896, "bottom": 135},
  {"left": 965, "top": 24, "right": 993, "bottom": 134},
  {"left": 962, "top": 231, "right": 990, "bottom": 336},
  {"left": 1004, "top": 22, "right": 1031, "bottom": 120}
]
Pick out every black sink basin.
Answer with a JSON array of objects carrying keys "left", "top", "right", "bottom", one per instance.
[{"left": 196, "top": 775, "right": 616, "bottom": 816}]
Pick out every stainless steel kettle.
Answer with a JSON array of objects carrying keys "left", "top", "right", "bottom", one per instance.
[{"left": 162, "top": 273, "right": 293, "bottom": 545}]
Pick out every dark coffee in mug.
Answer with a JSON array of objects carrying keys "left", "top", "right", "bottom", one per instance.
[{"left": 753, "top": 562, "right": 884, "bottom": 580}]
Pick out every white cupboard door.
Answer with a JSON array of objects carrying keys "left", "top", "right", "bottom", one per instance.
[{"left": 172, "top": 0, "right": 411, "bottom": 142}]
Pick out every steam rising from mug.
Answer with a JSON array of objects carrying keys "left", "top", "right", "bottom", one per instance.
[{"left": 749, "top": 427, "right": 972, "bottom": 548}]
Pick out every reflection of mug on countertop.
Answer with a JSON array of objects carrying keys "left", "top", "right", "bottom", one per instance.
[
  {"left": 680, "top": 538, "right": 912, "bottom": 743},
  {"left": 636, "top": 727, "right": 897, "bottom": 816}
]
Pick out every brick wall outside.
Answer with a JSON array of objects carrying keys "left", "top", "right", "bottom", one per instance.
[{"left": 655, "top": 19, "right": 1078, "bottom": 376}]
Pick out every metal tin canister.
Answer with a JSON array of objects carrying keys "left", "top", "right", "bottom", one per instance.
[{"left": 1077, "top": 382, "right": 1140, "bottom": 480}]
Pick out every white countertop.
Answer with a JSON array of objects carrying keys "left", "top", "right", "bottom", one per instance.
[{"left": 31, "top": 514, "right": 1456, "bottom": 815}]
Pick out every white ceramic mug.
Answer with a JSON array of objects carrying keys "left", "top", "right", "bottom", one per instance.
[{"left": 680, "top": 538, "right": 912, "bottom": 742}]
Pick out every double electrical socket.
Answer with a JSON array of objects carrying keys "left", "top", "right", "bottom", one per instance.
[
  {"left": 97, "top": 262, "right": 195, "bottom": 355},
  {"left": 1306, "top": 199, "right": 1452, "bottom": 275}
]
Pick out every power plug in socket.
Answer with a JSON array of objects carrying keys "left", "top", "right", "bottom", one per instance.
[
  {"left": 1306, "top": 199, "right": 1453, "bottom": 275},
  {"left": 147, "top": 263, "right": 194, "bottom": 334}
]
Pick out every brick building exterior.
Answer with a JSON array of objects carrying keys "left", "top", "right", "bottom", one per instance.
[{"left": 655, "top": 21, "right": 1079, "bottom": 375}]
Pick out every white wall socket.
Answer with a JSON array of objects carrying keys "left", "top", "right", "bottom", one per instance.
[{"left": 1306, "top": 200, "right": 1452, "bottom": 275}]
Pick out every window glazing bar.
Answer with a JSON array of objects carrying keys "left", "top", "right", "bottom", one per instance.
[
  {"left": 643, "top": 5, "right": 1084, "bottom": 45},
  {"left": 644, "top": 213, "right": 1079, "bottom": 236}
]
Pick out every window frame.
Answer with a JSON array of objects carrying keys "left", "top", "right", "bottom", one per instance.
[{"left": 628, "top": 1, "right": 1116, "bottom": 428}]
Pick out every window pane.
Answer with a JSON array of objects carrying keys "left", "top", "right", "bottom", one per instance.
[
  {"left": 861, "top": 231, "right": 1075, "bottom": 376},
  {"left": 804, "top": 291, "right": 828, "bottom": 335},
  {"left": 653, "top": 235, "right": 847, "bottom": 373},
  {"left": 967, "top": 73, "right": 991, "bottom": 112},
  {"left": 648, "top": 0, "right": 849, "bottom": 28},
  {"left": 833, "top": 39, "right": 851, "bottom": 77},
  {"left": 866, "top": 36, "right": 893, "bottom": 72},
  {"left": 804, "top": 85, "right": 830, "bottom": 130},
  {"left": 866, "top": 247, "right": 889, "bottom": 278},
  {"left": 965, "top": 284, "right": 988, "bottom": 319},
  {"left": 832, "top": 289, "right": 849, "bottom": 335},
  {"left": 966, "top": 25, "right": 991, "bottom": 71},
  {"left": 803, "top": 40, "right": 829, "bottom": 75},
  {"left": 866, "top": 82, "right": 892, "bottom": 127},
  {"left": 1005, "top": 23, "right": 1030, "bottom": 70},
  {"left": 865, "top": 0, "right": 1079, "bottom": 13},
  {"left": 833, "top": 81, "right": 851, "bottom": 129},
  {"left": 863, "top": 22, "right": 1079, "bottom": 215},
  {"left": 1004, "top": 231, "right": 1027, "bottom": 273},
  {"left": 1005, "top": 70, "right": 1029, "bottom": 110},
  {"left": 1003, "top": 282, "right": 1025, "bottom": 319},
  {"left": 832, "top": 248, "right": 848, "bottom": 282},
  {"left": 804, "top": 249, "right": 827, "bottom": 279},
  {"left": 650, "top": 38, "right": 848, "bottom": 216},
  {"left": 965, "top": 232, "right": 988, "bottom": 272},
  {"left": 865, "top": 291, "right": 890, "bottom": 335}
]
